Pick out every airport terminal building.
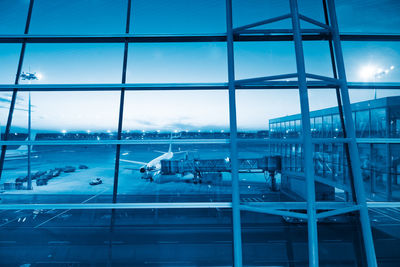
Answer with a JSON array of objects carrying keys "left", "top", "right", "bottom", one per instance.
[
  {"left": 269, "top": 96, "right": 400, "bottom": 202},
  {"left": 1, "top": 0, "right": 400, "bottom": 266}
]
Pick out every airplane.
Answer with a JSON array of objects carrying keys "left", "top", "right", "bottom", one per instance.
[
  {"left": 20, "top": 72, "right": 39, "bottom": 81},
  {"left": 5, "top": 133, "right": 37, "bottom": 161},
  {"left": 120, "top": 135, "right": 189, "bottom": 181}
]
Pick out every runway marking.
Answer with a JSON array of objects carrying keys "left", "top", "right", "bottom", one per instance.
[
  {"left": 371, "top": 209, "right": 400, "bottom": 223},
  {"left": 34, "top": 188, "right": 109, "bottom": 229},
  {"left": 0, "top": 210, "right": 25, "bottom": 227}
]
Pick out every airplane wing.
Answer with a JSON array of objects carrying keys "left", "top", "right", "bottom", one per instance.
[
  {"left": 154, "top": 150, "right": 167, "bottom": 154},
  {"left": 120, "top": 159, "right": 147, "bottom": 165}
]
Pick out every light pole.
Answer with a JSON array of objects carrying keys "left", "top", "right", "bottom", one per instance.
[{"left": 20, "top": 72, "right": 40, "bottom": 190}]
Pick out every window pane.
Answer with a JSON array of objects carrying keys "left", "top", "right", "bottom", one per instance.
[
  {"left": 127, "top": 43, "right": 227, "bottom": 83},
  {"left": 336, "top": 0, "right": 400, "bottom": 34},
  {"left": 0, "top": 44, "right": 21, "bottom": 83},
  {"left": 10, "top": 91, "right": 120, "bottom": 139},
  {"left": 1, "top": 145, "right": 115, "bottom": 204},
  {"left": 21, "top": 44, "right": 124, "bottom": 84},
  {"left": 132, "top": 0, "right": 225, "bottom": 34},
  {"left": 356, "top": 110, "right": 370, "bottom": 138},
  {"left": 118, "top": 90, "right": 230, "bottom": 203},
  {"left": 343, "top": 42, "right": 400, "bottom": 83},
  {"left": 0, "top": 1, "right": 29, "bottom": 34},
  {"left": 371, "top": 108, "right": 387, "bottom": 137},
  {"left": 29, "top": 0, "right": 127, "bottom": 34}
]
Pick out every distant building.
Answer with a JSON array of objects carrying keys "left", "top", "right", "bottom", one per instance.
[{"left": 268, "top": 96, "right": 400, "bottom": 201}]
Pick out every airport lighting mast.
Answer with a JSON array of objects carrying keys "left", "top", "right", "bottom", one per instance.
[{"left": 20, "top": 72, "right": 40, "bottom": 190}]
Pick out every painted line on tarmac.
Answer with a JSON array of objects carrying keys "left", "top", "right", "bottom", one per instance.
[
  {"left": 34, "top": 188, "right": 109, "bottom": 229},
  {"left": 0, "top": 210, "right": 25, "bottom": 227},
  {"left": 371, "top": 208, "right": 400, "bottom": 223}
]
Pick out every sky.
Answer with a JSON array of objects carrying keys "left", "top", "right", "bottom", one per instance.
[{"left": 0, "top": 0, "right": 399, "bottom": 133}]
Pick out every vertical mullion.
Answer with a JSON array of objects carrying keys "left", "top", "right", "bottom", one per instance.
[
  {"left": 113, "top": 0, "right": 132, "bottom": 203},
  {"left": 326, "top": 0, "right": 378, "bottom": 266},
  {"left": 0, "top": 0, "right": 35, "bottom": 180},
  {"left": 225, "top": 0, "right": 243, "bottom": 266},
  {"left": 321, "top": 0, "right": 357, "bottom": 201},
  {"left": 289, "top": 0, "right": 319, "bottom": 266}
]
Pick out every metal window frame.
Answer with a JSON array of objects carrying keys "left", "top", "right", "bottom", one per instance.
[{"left": 0, "top": 0, "right": 398, "bottom": 266}]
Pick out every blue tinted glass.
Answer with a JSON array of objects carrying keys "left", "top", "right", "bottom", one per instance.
[
  {"left": 127, "top": 43, "right": 227, "bottom": 83},
  {"left": 131, "top": 0, "right": 226, "bottom": 34},
  {"left": 21, "top": 44, "right": 124, "bottom": 84},
  {"left": 343, "top": 42, "right": 400, "bottom": 82},
  {"left": 29, "top": 0, "right": 127, "bottom": 34},
  {"left": 0, "top": 0, "right": 29, "bottom": 34},
  {"left": 0, "top": 44, "right": 21, "bottom": 83},
  {"left": 336, "top": 0, "right": 400, "bottom": 33}
]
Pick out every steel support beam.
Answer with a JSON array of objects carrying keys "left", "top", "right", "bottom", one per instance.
[
  {"left": 326, "top": 0, "right": 377, "bottom": 266},
  {"left": 289, "top": 0, "right": 319, "bottom": 265},
  {"left": 226, "top": 0, "right": 243, "bottom": 266},
  {"left": 1, "top": 33, "right": 400, "bottom": 44},
  {"left": 112, "top": 0, "right": 132, "bottom": 204},
  {"left": 0, "top": 0, "right": 35, "bottom": 180}
]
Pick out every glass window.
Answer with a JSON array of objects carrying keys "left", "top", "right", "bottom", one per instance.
[
  {"left": 295, "top": 119, "right": 301, "bottom": 137},
  {"left": 323, "top": 115, "right": 332, "bottom": 138},
  {"left": 127, "top": 43, "right": 227, "bottom": 83},
  {"left": 234, "top": 42, "right": 296, "bottom": 80},
  {"left": 314, "top": 117, "right": 322, "bottom": 138},
  {"left": 0, "top": 1, "right": 29, "bottom": 34},
  {"left": 132, "top": 0, "right": 226, "bottom": 34},
  {"left": 0, "top": 44, "right": 21, "bottom": 84},
  {"left": 336, "top": 0, "right": 400, "bottom": 34},
  {"left": 10, "top": 91, "right": 120, "bottom": 140},
  {"left": 332, "top": 114, "right": 343, "bottom": 138},
  {"left": 29, "top": 0, "right": 128, "bottom": 34},
  {"left": 371, "top": 108, "right": 387, "bottom": 138},
  {"left": 356, "top": 110, "right": 370, "bottom": 138},
  {"left": 389, "top": 107, "right": 400, "bottom": 138},
  {"left": 343, "top": 42, "right": 400, "bottom": 83},
  {"left": 21, "top": 44, "right": 124, "bottom": 84}
]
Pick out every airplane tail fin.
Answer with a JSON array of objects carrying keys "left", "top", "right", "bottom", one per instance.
[
  {"left": 16, "top": 132, "right": 36, "bottom": 151},
  {"left": 168, "top": 133, "right": 173, "bottom": 153}
]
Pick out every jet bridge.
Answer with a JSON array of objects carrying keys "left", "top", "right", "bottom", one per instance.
[{"left": 160, "top": 155, "right": 281, "bottom": 186}]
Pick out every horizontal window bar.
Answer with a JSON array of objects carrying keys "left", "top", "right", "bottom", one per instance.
[
  {"left": 0, "top": 82, "right": 399, "bottom": 92},
  {"left": 0, "top": 202, "right": 232, "bottom": 210},
  {"left": 0, "top": 34, "right": 399, "bottom": 43},
  {"left": 0, "top": 201, "right": 373, "bottom": 211},
  {"left": 0, "top": 139, "right": 230, "bottom": 146},
  {"left": 2, "top": 138, "right": 398, "bottom": 146}
]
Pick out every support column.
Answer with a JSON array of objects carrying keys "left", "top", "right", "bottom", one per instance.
[
  {"left": 226, "top": 0, "right": 243, "bottom": 266},
  {"left": 112, "top": 0, "right": 132, "bottom": 204},
  {"left": 289, "top": 0, "right": 319, "bottom": 266},
  {"left": 326, "top": 0, "right": 377, "bottom": 266},
  {"left": 0, "top": 0, "right": 35, "bottom": 180}
]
